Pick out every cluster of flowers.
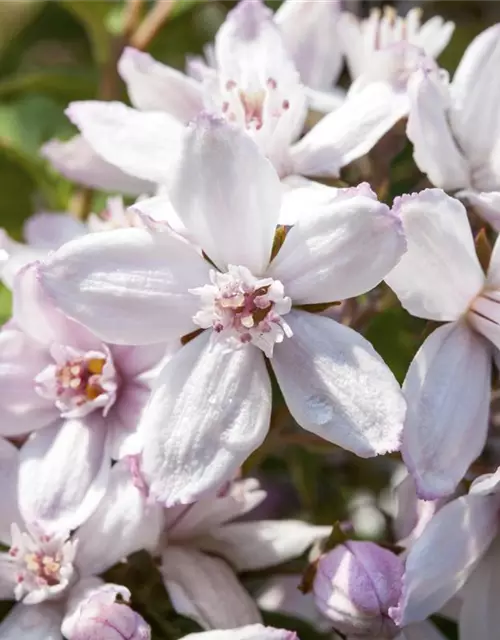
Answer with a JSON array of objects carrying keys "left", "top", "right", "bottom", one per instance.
[{"left": 1, "top": 0, "right": 500, "bottom": 638}]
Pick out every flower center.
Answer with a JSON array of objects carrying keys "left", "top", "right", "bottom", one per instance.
[
  {"left": 8, "top": 524, "right": 76, "bottom": 603},
  {"left": 35, "top": 345, "right": 118, "bottom": 418},
  {"left": 190, "top": 265, "right": 292, "bottom": 357},
  {"left": 220, "top": 77, "right": 290, "bottom": 132}
]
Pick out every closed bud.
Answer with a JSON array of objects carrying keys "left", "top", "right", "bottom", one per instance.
[
  {"left": 313, "top": 541, "right": 403, "bottom": 638},
  {"left": 62, "top": 582, "right": 151, "bottom": 640}
]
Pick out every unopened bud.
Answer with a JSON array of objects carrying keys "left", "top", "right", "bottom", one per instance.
[
  {"left": 313, "top": 541, "right": 403, "bottom": 638},
  {"left": 62, "top": 582, "right": 150, "bottom": 640}
]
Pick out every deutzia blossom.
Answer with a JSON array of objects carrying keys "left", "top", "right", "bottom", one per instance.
[
  {"left": 406, "top": 24, "right": 500, "bottom": 229},
  {"left": 0, "top": 448, "right": 162, "bottom": 639},
  {"left": 38, "top": 115, "right": 406, "bottom": 506},
  {"left": 62, "top": 0, "right": 412, "bottom": 189},
  {"left": 134, "top": 469, "right": 330, "bottom": 630},
  {"left": 392, "top": 466, "right": 500, "bottom": 639},
  {"left": 0, "top": 262, "right": 170, "bottom": 532},
  {"left": 182, "top": 625, "right": 297, "bottom": 640},
  {"left": 385, "top": 189, "right": 500, "bottom": 498}
]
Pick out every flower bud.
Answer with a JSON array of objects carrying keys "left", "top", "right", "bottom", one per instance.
[
  {"left": 313, "top": 541, "right": 403, "bottom": 638},
  {"left": 62, "top": 582, "right": 151, "bottom": 640}
]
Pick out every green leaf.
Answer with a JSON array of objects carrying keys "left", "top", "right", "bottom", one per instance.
[
  {"left": 0, "top": 284, "right": 12, "bottom": 325},
  {"left": 0, "top": 69, "right": 96, "bottom": 102}
]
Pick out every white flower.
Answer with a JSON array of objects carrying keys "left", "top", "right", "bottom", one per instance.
[
  {"left": 386, "top": 189, "right": 500, "bottom": 498},
  {"left": 405, "top": 24, "right": 500, "bottom": 229},
  {"left": 62, "top": 0, "right": 412, "bottom": 188},
  {"left": 38, "top": 114, "right": 406, "bottom": 506}
]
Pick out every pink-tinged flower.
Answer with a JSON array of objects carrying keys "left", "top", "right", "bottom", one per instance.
[
  {"left": 61, "top": 581, "right": 150, "bottom": 640},
  {"left": 405, "top": 24, "right": 500, "bottom": 229},
  {"left": 41, "top": 135, "right": 155, "bottom": 195},
  {"left": 385, "top": 189, "right": 500, "bottom": 498},
  {"left": 129, "top": 464, "right": 329, "bottom": 630},
  {"left": 393, "top": 467, "right": 500, "bottom": 633},
  {"left": 183, "top": 625, "right": 298, "bottom": 640},
  {"left": 64, "top": 0, "right": 412, "bottom": 187},
  {"left": 313, "top": 541, "right": 403, "bottom": 637},
  {"left": 340, "top": 6, "right": 454, "bottom": 84},
  {"left": 0, "top": 452, "right": 163, "bottom": 638},
  {"left": 39, "top": 115, "right": 406, "bottom": 506},
  {"left": 0, "top": 263, "right": 171, "bottom": 532}
]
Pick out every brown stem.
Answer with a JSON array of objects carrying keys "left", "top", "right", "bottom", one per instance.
[
  {"left": 122, "top": 0, "right": 144, "bottom": 38},
  {"left": 130, "top": 0, "right": 176, "bottom": 51}
]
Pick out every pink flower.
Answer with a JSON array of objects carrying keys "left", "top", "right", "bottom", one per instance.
[
  {"left": 38, "top": 114, "right": 406, "bottom": 507},
  {"left": 183, "top": 625, "right": 298, "bottom": 640},
  {"left": 0, "top": 262, "right": 172, "bottom": 532}
]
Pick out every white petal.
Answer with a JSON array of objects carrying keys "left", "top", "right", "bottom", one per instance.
[
  {"left": 0, "top": 438, "right": 21, "bottom": 545},
  {"left": 0, "top": 232, "right": 47, "bottom": 289},
  {"left": 66, "top": 101, "right": 184, "bottom": 185},
  {"left": 18, "top": 417, "right": 110, "bottom": 534},
  {"left": 0, "top": 552, "right": 16, "bottom": 598},
  {"left": 141, "top": 332, "right": 272, "bottom": 505},
  {"left": 274, "top": 0, "right": 342, "bottom": 92},
  {"left": 459, "top": 537, "right": 500, "bottom": 640},
  {"left": 199, "top": 520, "right": 330, "bottom": 571},
  {"left": 0, "top": 328, "right": 56, "bottom": 435},
  {"left": 257, "top": 575, "right": 331, "bottom": 632},
  {"left": 75, "top": 459, "right": 163, "bottom": 577},
  {"left": 450, "top": 24, "right": 500, "bottom": 165},
  {"left": 41, "top": 136, "right": 154, "bottom": 196},
  {"left": 168, "top": 114, "right": 281, "bottom": 274},
  {"left": 305, "top": 86, "right": 346, "bottom": 113},
  {"left": 394, "top": 492, "right": 498, "bottom": 626},
  {"left": 119, "top": 47, "right": 203, "bottom": 120},
  {"left": 269, "top": 184, "right": 406, "bottom": 304},
  {"left": 385, "top": 189, "right": 484, "bottom": 321},
  {"left": 416, "top": 16, "right": 455, "bottom": 60},
  {"left": 0, "top": 603, "right": 63, "bottom": 639},
  {"left": 290, "top": 82, "right": 408, "bottom": 176},
  {"left": 161, "top": 546, "right": 261, "bottom": 629},
  {"left": 406, "top": 70, "right": 469, "bottom": 190},
  {"left": 184, "top": 627, "right": 297, "bottom": 640},
  {"left": 39, "top": 227, "right": 210, "bottom": 345},
  {"left": 458, "top": 189, "right": 500, "bottom": 232},
  {"left": 272, "top": 311, "right": 405, "bottom": 457},
  {"left": 402, "top": 321, "right": 491, "bottom": 499},
  {"left": 24, "top": 213, "right": 87, "bottom": 249}
]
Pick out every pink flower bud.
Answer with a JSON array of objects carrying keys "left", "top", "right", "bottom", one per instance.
[
  {"left": 62, "top": 582, "right": 151, "bottom": 640},
  {"left": 313, "top": 541, "right": 403, "bottom": 638}
]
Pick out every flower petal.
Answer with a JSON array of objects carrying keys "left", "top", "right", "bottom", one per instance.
[
  {"left": 458, "top": 189, "right": 500, "bottom": 233},
  {"left": 450, "top": 24, "right": 500, "bottom": 166},
  {"left": 274, "top": 0, "right": 342, "bottom": 92},
  {"left": 75, "top": 459, "right": 163, "bottom": 576},
  {"left": 161, "top": 546, "right": 261, "bottom": 629},
  {"left": 0, "top": 438, "right": 21, "bottom": 545},
  {"left": 272, "top": 310, "right": 405, "bottom": 457},
  {"left": 0, "top": 603, "right": 63, "bottom": 640},
  {"left": 168, "top": 114, "right": 282, "bottom": 274},
  {"left": 199, "top": 520, "right": 330, "bottom": 571},
  {"left": 39, "top": 227, "right": 210, "bottom": 345},
  {"left": 399, "top": 621, "right": 447, "bottom": 640},
  {"left": 18, "top": 416, "right": 110, "bottom": 534},
  {"left": 0, "top": 328, "right": 56, "bottom": 435},
  {"left": 24, "top": 213, "right": 87, "bottom": 249},
  {"left": 385, "top": 189, "right": 484, "bottom": 321},
  {"left": 141, "top": 331, "right": 271, "bottom": 505},
  {"left": 13, "top": 262, "right": 99, "bottom": 349},
  {"left": 290, "top": 82, "right": 409, "bottom": 177},
  {"left": 41, "top": 135, "right": 154, "bottom": 196},
  {"left": 119, "top": 47, "right": 203, "bottom": 120},
  {"left": 406, "top": 70, "right": 469, "bottom": 191},
  {"left": 184, "top": 626, "right": 297, "bottom": 640},
  {"left": 66, "top": 101, "right": 184, "bottom": 185},
  {"left": 416, "top": 16, "right": 455, "bottom": 60},
  {"left": 458, "top": 537, "right": 500, "bottom": 640},
  {"left": 269, "top": 183, "right": 405, "bottom": 304},
  {"left": 393, "top": 492, "right": 498, "bottom": 626},
  {"left": 402, "top": 321, "right": 491, "bottom": 500}
]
